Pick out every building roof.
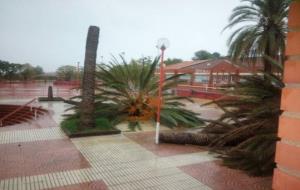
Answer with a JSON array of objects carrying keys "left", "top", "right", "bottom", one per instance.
[
  {"left": 164, "top": 60, "right": 208, "bottom": 71},
  {"left": 165, "top": 58, "right": 263, "bottom": 73}
]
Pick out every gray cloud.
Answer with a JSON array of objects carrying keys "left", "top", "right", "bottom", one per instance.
[{"left": 0, "top": 0, "right": 240, "bottom": 72}]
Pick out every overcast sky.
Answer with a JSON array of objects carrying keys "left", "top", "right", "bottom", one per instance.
[{"left": 0, "top": 0, "right": 240, "bottom": 72}]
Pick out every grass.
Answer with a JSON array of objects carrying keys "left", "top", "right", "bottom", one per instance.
[{"left": 61, "top": 117, "right": 120, "bottom": 137}]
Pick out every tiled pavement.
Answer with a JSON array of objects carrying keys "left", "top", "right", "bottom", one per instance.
[
  {"left": 0, "top": 101, "right": 272, "bottom": 190},
  {"left": 124, "top": 131, "right": 207, "bottom": 157},
  {"left": 0, "top": 139, "right": 90, "bottom": 179},
  {"left": 180, "top": 161, "right": 272, "bottom": 190},
  {"left": 0, "top": 127, "right": 216, "bottom": 190},
  {"left": 0, "top": 128, "right": 66, "bottom": 144}
]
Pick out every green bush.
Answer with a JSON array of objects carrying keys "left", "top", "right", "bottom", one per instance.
[{"left": 61, "top": 117, "right": 113, "bottom": 133}]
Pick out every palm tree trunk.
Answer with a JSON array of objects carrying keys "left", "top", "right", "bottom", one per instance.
[
  {"left": 79, "top": 26, "right": 100, "bottom": 129},
  {"left": 159, "top": 132, "right": 216, "bottom": 146},
  {"left": 264, "top": 60, "right": 272, "bottom": 74},
  {"left": 264, "top": 41, "right": 280, "bottom": 74},
  {"left": 264, "top": 47, "right": 273, "bottom": 74}
]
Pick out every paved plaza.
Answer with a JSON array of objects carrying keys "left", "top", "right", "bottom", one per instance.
[{"left": 0, "top": 99, "right": 272, "bottom": 190}]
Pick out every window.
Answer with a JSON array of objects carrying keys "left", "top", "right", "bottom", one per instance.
[{"left": 195, "top": 75, "right": 209, "bottom": 83}]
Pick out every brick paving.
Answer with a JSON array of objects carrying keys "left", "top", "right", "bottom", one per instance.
[
  {"left": 179, "top": 161, "right": 272, "bottom": 190},
  {"left": 0, "top": 139, "right": 90, "bottom": 179},
  {"left": 125, "top": 131, "right": 206, "bottom": 157},
  {"left": 0, "top": 100, "right": 272, "bottom": 190}
]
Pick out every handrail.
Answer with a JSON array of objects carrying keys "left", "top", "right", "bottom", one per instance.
[
  {"left": 177, "top": 84, "right": 227, "bottom": 90},
  {"left": 0, "top": 98, "right": 37, "bottom": 127}
]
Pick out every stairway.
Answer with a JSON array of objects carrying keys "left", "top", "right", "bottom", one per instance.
[{"left": 0, "top": 100, "right": 48, "bottom": 127}]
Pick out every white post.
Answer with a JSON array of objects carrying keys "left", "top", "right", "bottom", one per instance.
[
  {"left": 34, "top": 109, "right": 37, "bottom": 120},
  {"left": 155, "top": 122, "right": 160, "bottom": 144}
]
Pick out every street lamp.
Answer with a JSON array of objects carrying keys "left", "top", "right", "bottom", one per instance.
[
  {"left": 77, "top": 62, "right": 80, "bottom": 81},
  {"left": 155, "top": 38, "right": 170, "bottom": 144}
]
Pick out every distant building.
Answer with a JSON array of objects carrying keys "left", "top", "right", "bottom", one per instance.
[{"left": 163, "top": 59, "right": 263, "bottom": 99}]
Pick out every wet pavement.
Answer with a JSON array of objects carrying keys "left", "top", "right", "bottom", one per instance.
[{"left": 0, "top": 93, "right": 271, "bottom": 189}]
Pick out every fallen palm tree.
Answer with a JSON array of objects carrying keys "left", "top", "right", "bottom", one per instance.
[{"left": 160, "top": 72, "right": 283, "bottom": 176}]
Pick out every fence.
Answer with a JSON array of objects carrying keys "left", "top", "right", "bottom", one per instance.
[{"left": 0, "top": 81, "right": 79, "bottom": 99}]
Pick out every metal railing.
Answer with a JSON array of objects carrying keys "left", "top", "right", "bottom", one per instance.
[
  {"left": 0, "top": 98, "right": 38, "bottom": 127},
  {"left": 177, "top": 84, "right": 227, "bottom": 91}
]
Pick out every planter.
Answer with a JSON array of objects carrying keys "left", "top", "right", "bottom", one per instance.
[
  {"left": 62, "top": 127, "right": 121, "bottom": 138},
  {"left": 38, "top": 97, "right": 65, "bottom": 101}
]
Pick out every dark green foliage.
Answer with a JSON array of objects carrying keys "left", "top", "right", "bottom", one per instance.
[
  {"left": 61, "top": 116, "right": 113, "bottom": 133},
  {"left": 192, "top": 50, "right": 221, "bottom": 60},
  {"left": 203, "top": 71, "right": 283, "bottom": 176},
  {"left": 160, "top": 65, "right": 283, "bottom": 176},
  {"left": 224, "top": 0, "right": 290, "bottom": 72},
  {"left": 161, "top": 0, "right": 290, "bottom": 178},
  {"left": 93, "top": 56, "right": 204, "bottom": 130},
  {"left": 208, "top": 0, "right": 291, "bottom": 176},
  {"left": 164, "top": 58, "right": 183, "bottom": 65},
  {"left": 0, "top": 60, "right": 44, "bottom": 81}
]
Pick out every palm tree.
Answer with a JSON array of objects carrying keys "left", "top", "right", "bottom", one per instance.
[
  {"left": 160, "top": 0, "right": 291, "bottom": 176},
  {"left": 94, "top": 56, "right": 204, "bottom": 130},
  {"left": 79, "top": 26, "right": 100, "bottom": 129},
  {"left": 225, "top": 0, "right": 290, "bottom": 73},
  {"left": 206, "top": 70, "right": 283, "bottom": 176},
  {"left": 160, "top": 69, "right": 283, "bottom": 176}
]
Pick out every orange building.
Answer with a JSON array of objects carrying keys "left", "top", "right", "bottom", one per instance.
[{"left": 164, "top": 58, "right": 262, "bottom": 99}]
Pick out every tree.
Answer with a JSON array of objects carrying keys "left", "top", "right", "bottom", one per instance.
[
  {"left": 94, "top": 56, "right": 204, "bottom": 130},
  {"left": 56, "top": 65, "right": 77, "bottom": 81},
  {"left": 79, "top": 26, "right": 100, "bottom": 129},
  {"left": 164, "top": 58, "right": 183, "bottom": 65},
  {"left": 203, "top": 0, "right": 290, "bottom": 176},
  {"left": 0, "top": 60, "right": 45, "bottom": 81},
  {"left": 160, "top": 68, "right": 283, "bottom": 176},
  {"left": 20, "top": 63, "right": 36, "bottom": 81},
  {"left": 0, "top": 62, "right": 23, "bottom": 81},
  {"left": 161, "top": 0, "right": 291, "bottom": 177},
  {"left": 192, "top": 50, "right": 221, "bottom": 60},
  {"left": 224, "top": 0, "right": 290, "bottom": 73},
  {"left": 0, "top": 60, "right": 10, "bottom": 79},
  {"left": 34, "top": 66, "right": 44, "bottom": 75},
  {"left": 65, "top": 56, "right": 204, "bottom": 131},
  {"left": 212, "top": 52, "right": 221, "bottom": 58}
]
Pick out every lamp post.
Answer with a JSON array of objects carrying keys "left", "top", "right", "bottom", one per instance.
[
  {"left": 77, "top": 62, "right": 80, "bottom": 81},
  {"left": 155, "top": 38, "right": 170, "bottom": 144}
]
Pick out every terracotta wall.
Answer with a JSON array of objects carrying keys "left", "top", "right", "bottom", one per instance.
[{"left": 273, "top": 2, "right": 300, "bottom": 190}]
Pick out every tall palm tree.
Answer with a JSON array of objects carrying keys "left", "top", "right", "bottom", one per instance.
[
  {"left": 161, "top": 0, "right": 291, "bottom": 176},
  {"left": 225, "top": 0, "right": 290, "bottom": 73},
  {"left": 79, "top": 26, "right": 100, "bottom": 129}
]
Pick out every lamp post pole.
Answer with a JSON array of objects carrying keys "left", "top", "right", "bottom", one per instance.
[
  {"left": 155, "top": 38, "right": 169, "bottom": 144},
  {"left": 77, "top": 62, "right": 80, "bottom": 81}
]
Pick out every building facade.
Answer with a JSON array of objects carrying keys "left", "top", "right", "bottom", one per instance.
[{"left": 164, "top": 59, "right": 263, "bottom": 99}]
